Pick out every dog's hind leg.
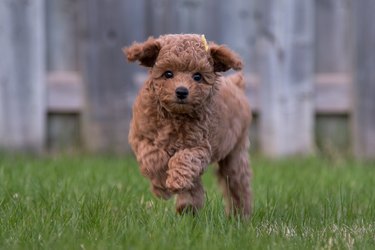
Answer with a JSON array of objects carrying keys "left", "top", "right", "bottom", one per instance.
[
  {"left": 175, "top": 178, "right": 205, "bottom": 215},
  {"left": 217, "top": 136, "right": 252, "bottom": 218}
]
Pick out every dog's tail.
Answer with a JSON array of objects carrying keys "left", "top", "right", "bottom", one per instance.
[{"left": 226, "top": 72, "right": 245, "bottom": 91}]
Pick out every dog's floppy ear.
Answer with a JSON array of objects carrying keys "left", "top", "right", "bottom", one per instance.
[
  {"left": 209, "top": 43, "right": 243, "bottom": 72},
  {"left": 123, "top": 37, "right": 161, "bottom": 67}
]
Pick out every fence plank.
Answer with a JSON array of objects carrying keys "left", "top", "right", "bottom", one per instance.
[
  {"left": 79, "top": 0, "right": 147, "bottom": 153},
  {"left": 315, "top": 0, "right": 353, "bottom": 73},
  {"left": 145, "top": 0, "right": 179, "bottom": 36},
  {"left": 0, "top": 0, "right": 45, "bottom": 153},
  {"left": 145, "top": 0, "right": 220, "bottom": 39},
  {"left": 258, "top": 0, "right": 315, "bottom": 156},
  {"left": 316, "top": 114, "right": 350, "bottom": 154},
  {"left": 46, "top": 0, "right": 80, "bottom": 71},
  {"left": 352, "top": 1, "right": 375, "bottom": 159},
  {"left": 315, "top": 74, "right": 352, "bottom": 114},
  {"left": 47, "top": 113, "right": 81, "bottom": 153},
  {"left": 47, "top": 72, "right": 83, "bottom": 113},
  {"left": 217, "top": 0, "right": 256, "bottom": 74},
  {"left": 245, "top": 73, "right": 352, "bottom": 114}
]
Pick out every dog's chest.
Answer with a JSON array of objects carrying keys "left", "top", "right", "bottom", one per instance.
[{"left": 154, "top": 119, "right": 208, "bottom": 155}]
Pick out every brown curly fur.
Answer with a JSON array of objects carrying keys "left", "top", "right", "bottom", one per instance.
[{"left": 124, "top": 34, "right": 252, "bottom": 217}]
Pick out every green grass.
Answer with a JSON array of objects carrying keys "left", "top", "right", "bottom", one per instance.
[{"left": 0, "top": 153, "right": 374, "bottom": 249}]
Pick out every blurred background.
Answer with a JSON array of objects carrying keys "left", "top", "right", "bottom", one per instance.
[{"left": 0, "top": 0, "right": 374, "bottom": 159}]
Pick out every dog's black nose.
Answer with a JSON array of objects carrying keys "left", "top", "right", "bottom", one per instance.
[{"left": 175, "top": 87, "right": 189, "bottom": 100}]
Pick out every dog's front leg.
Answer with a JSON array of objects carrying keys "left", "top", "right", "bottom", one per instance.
[
  {"left": 166, "top": 146, "right": 210, "bottom": 214},
  {"left": 133, "top": 140, "right": 172, "bottom": 199},
  {"left": 166, "top": 146, "right": 210, "bottom": 192}
]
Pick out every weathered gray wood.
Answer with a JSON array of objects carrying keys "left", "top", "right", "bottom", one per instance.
[
  {"left": 315, "top": 74, "right": 352, "bottom": 114},
  {"left": 316, "top": 114, "right": 350, "bottom": 154},
  {"left": 0, "top": 0, "right": 45, "bottom": 153},
  {"left": 145, "top": 0, "right": 220, "bottom": 39},
  {"left": 249, "top": 114, "right": 259, "bottom": 152},
  {"left": 47, "top": 113, "right": 81, "bottom": 153},
  {"left": 145, "top": 0, "right": 180, "bottom": 35},
  {"left": 246, "top": 74, "right": 261, "bottom": 113},
  {"left": 217, "top": 0, "right": 256, "bottom": 74},
  {"left": 315, "top": 0, "right": 353, "bottom": 73},
  {"left": 46, "top": 0, "right": 80, "bottom": 71},
  {"left": 47, "top": 72, "right": 83, "bottom": 113},
  {"left": 352, "top": 1, "right": 375, "bottom": 159},
  {"left": 79, "top": 0, "right": 147, "bottom": 153},
  {"left": 46, "top": 0, "right": 82, "bottom": 153},
  {"left": 216, "top": 0, "right": 258, "bottom": 112},
  {"left": 246, "top": 73, "right": 351, "bottom": 114},
  {"left": 176, "top": 0, "right": 205, "bottom": 33},
  {"left": 258, "top": 0, "right": 315, "bottom": 156}
]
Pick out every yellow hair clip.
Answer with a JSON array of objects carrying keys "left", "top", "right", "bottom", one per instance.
[{"left": 201, "top": 34, "right": 208, "bottom": 52}]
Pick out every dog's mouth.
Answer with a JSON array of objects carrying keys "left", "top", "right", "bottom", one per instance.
[
  {"left": 172, "top": 101, "right": 192, "bottom": 113},
  {"left": 161, "top": 99, "right": 193, "bottom": 114},
  {"left": 175, "top": 99, "right": 188, "bottom": 104}
]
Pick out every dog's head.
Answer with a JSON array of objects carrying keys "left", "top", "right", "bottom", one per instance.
[{"left": 124, "top": 34, "right": 243, "bottom": 114}]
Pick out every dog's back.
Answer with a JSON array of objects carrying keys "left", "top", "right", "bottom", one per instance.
[
  {"left": 208, "top": 73, "right": 251, "bottom": 163},
  {"left": 225, "top": 72, "right": 245, "bottom": 91}
]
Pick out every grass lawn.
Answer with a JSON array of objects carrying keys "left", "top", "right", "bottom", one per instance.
[{"left": 0, "top": 153, "right": 374, "bottom": 249}]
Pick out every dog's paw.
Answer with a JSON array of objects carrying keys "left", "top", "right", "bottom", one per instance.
[
  {"left": 176, "top": 202, "right": 198, "bottom": 215},
  {"left": 166, "top": 169, "right": 194, "bottom": 192},
  {"left": 151, "top": 185, "right": 173, "bottom": 200},
  {"left": 150, "top": 175, "right": 172, "bottom": 200}
]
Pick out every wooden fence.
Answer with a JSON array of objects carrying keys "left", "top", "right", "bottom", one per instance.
[
  {"left": 0, "top": 0, "right": 374, "bottom": 158},
  {"left": 0, "top": 0, "right": 45, "bottom": 153}
]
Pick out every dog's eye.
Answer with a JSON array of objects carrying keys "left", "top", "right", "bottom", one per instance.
[
  {"left": 192, "top": 73, "right": 202, "bottom": 82},
  {"left": 163, "top": 71, "right": 174, "bottom": 79}
]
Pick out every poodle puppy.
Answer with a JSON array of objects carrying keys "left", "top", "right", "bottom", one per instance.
[{"left": 124, "top": 34, "right": 252, "bottom": 217}]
